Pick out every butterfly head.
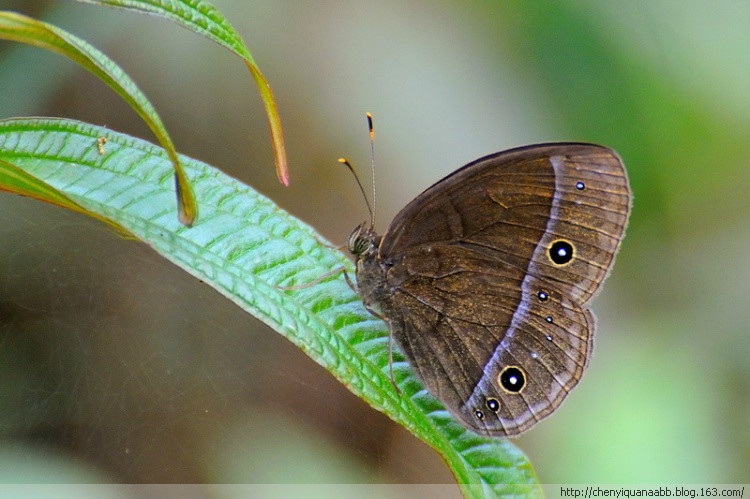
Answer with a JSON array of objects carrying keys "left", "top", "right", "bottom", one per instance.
[{"left": 347, "top": 222, "right": 379, "bottom": 257}]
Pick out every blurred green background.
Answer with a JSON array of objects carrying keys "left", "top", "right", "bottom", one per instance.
[{"left": 1, "top": 0, "right": 748, "bottom": 488}]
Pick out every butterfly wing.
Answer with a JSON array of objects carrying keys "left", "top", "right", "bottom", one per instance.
[{"left": 377, "top": 143, "right": 630, "bottom": 435}]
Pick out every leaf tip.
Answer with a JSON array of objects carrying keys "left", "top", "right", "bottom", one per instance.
[
  {"left": 178, "top": 207, "right": 196, "bottom": 227},
  {"left": 277, "top": 160, "right": 290, "bottom": 186},
  {"left": 174, "top": 173, "right": 197, "bottom": 226}
]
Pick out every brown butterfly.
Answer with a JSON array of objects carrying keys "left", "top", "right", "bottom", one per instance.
[{"left": 348, "top": 143, "right": 631, "bottom": 436}]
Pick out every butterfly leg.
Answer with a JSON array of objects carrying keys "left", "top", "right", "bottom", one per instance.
[
  {"left": 274, "top": 266, "right": 346, "bottom": 291},
  {"left": 354, "top": 288, "right": 402, "bottom": 395},
  {"left": 371, "top": 316, "right": 402, "bottom": 395},
  {"left": 388, "top": 329, "right": 402, "bottom": 395},
  {"left": 343, "top": 269, "right": 360, "bottom": 294}
]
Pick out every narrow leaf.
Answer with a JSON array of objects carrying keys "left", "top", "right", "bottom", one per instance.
[
  {"left": 0, "top": 118, "right": 540, "bottom": 498},
  {"left": 0, "top": 158, "right": 132, "bottom": 236},
  {"left": 0, "top": 10, "right": 197, "bottom": 225},
  {"left": 75, "top": 0, "right": 290, "bottom": 186}
]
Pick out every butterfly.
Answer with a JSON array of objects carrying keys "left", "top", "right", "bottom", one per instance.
[{"left": 348, "top": 143, "right": 630, "bottom": 436}]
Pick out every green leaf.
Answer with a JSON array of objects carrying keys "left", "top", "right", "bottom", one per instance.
[
  {"left": 0, "top": 117, "right": 541, "bottom": 498},
  {"left": 0, "top": 157, "right": 132, "bottom": 236},
  {"left": 75, "top": 0, "right": 290, "bottom": 186},
  {"left": 0, "top": 10, "right": 196, "bottom": 225}
]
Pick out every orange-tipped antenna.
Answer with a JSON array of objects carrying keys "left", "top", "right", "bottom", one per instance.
[
  {"left": 366, "top": 112, "right": 376, "bottom": 226},
  {"left": 338, "top": 158, "right": 374, "bottom": 225}
]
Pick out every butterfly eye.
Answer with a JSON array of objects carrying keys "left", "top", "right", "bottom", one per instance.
[
  {"left": 347, "top": 223, "right": 371, "bottom": 255},
  {"left": 355, "top": 239, "right": 369, "bottom": 255},
  {"left": 346, "top": 226, "right": 361, "bottom": 253}
]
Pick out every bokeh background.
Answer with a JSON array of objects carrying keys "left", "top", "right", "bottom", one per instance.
[{"left": 1, "top": 0, "right": 748, "bottom": 489}]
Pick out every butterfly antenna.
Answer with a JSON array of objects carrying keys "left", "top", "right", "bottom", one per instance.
[
  {"left": 365, "top": 113, "right": 400, "bottom": 393},
  {"left": 338, "top": 158, "right": 374, "bottom": 224},
  {"left": 366, "top": 112, "right": 376, "bottom": 227}
]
